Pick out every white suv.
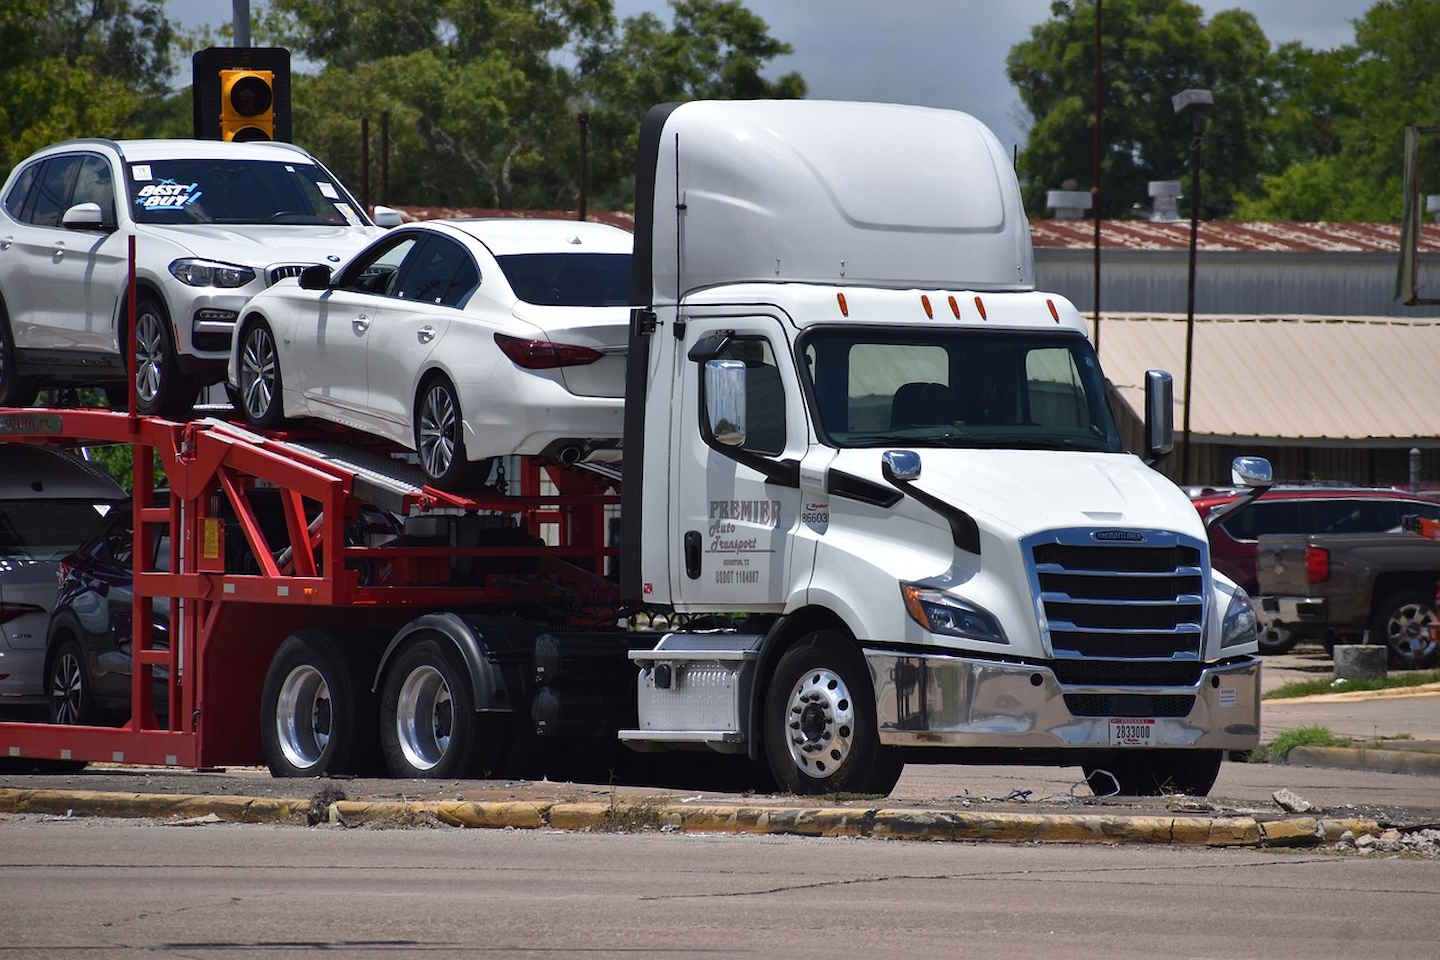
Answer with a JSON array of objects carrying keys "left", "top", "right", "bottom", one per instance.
[{"left": 0, "top": 138, "right": 390, "bottom": 415}]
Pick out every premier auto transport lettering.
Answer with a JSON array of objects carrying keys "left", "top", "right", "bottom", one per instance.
[{"left": 708, "top": 498, "right": 782, "bottom": 553}]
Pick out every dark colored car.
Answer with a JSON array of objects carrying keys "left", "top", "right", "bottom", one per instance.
[
  {"left": 45, "top": 502, "right": 171, "bottom": 725},
  {"left": 1191, "top": 486, "right": 1440, "bottom": 653}
]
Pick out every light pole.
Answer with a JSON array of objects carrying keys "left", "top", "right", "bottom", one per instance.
[{"left": 1172, "top": 88, "right": 1213, "bottom": 484}]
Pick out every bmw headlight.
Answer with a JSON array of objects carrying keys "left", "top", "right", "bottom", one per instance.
[
  {"left": 900, "top": 582, "right": 1007, "bottom": 644},
  {"left": 1221, "top": 587, "right": 1258, "bottom": 649},
  {"left": 169, "top": 258, "right": 256, "bottom": 288}
]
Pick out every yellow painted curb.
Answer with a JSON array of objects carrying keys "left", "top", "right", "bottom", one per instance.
[
  {"left": 0, "top": 788, "right": 1380, "bottom": 848},
  {"left": 1266, "top": 682, "right": 1440, "bottom": 705}
]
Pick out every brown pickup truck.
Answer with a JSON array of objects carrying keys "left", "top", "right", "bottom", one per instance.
[{"left": 1256, "top": 532, "right": 1440, "bottom": 668}]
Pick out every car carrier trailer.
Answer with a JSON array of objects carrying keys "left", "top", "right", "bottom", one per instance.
[{"left": 0, "top": 100, "right": 1266, "bottom": 797}]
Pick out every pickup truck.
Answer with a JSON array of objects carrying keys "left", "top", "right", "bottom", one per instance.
[{"left": 1256, "top": 532, "right": 1440, "bottom": 668}]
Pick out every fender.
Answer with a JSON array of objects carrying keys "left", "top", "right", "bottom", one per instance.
[{"left": 372, "top": 611, "right": 511, "bottom": 712}]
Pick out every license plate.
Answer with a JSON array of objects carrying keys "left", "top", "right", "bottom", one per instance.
[{"left": 1109, "top": 718, "right": 1155, "bottom": 747}]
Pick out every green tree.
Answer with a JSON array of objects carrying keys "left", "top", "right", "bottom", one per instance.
[
  {"left": 1007, "top": 0, "right": 1273, "bottom": 219},
  {"left": 1237, "top": 0, "right": 1440, "bottom": 221}
]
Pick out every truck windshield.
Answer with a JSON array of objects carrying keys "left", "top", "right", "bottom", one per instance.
[
  {"left": 127, "top": 159, "right": 358, "bottom": 226},
  {"left": 798, "top": 328, "right": 1125, "bottom": 453}
]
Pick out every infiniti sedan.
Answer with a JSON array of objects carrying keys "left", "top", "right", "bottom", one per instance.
[{"left": 226, "top": 219, "right": 630, "bottom": 489}]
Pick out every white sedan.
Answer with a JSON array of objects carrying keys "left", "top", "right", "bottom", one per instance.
[{"left": 225, "top": 219, "right": 631, "bottom": 488}]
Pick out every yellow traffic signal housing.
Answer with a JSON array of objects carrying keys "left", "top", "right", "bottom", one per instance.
[{"left": 220, "top": 68, "right": 275, "bottom": 142}]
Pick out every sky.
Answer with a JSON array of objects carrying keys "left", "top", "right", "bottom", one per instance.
[{"left": 167, "top": 0, "right": 1377, "bottom": 153}]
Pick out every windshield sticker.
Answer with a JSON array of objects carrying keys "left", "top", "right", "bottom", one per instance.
[
  {"left": 333, "top": 202, "right": 360, "bottom": 225},
  {"left": 131, "top": 164, "right": 152, "bottom": 182},
  {"left": 135, "top": 179, "right": 202, "bottom": 212},
  {"left": 316, "top": 181, "right": 339, "bottom": 199}
]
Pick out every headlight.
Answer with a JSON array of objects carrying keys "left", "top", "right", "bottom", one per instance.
[
  {"left": 900, "top": 582, "right": 1007, "bottom": 644},
  {"left": 169, "top": 258, "right": 256, "bottom": 288},
  {"left": 1221, "top": 587, "right": 1258, "bottom": 648}
]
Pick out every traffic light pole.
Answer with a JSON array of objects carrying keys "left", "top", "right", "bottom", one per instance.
[{"left": 232, "top": 0, "right": 250, "bottom": 47}]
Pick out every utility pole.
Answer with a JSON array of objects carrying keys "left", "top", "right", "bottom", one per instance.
[
  {"left": 232, "top": 0, "right": 250, "bottom": 47},
  {"left": 360, "top": 116, "right": 370, "bottom": 214},
  {"left": 577, "top": 112, "right": 591, "bottom": 222},
  {"left": 380, "top": 112, "right": 390, "bottom": 205},
  {"left": 1092, "top": 0, "right": 1103, "bottom": 353},
  {"left": 1172, "top": 89, "right": 1214, "bottom": 483}
]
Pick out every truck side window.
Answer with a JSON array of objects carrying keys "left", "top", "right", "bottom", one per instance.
[{"left": 712, "top": 337, "right": 786, "bottom": 457}]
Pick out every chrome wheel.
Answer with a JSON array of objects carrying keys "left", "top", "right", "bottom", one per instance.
[
  {"left": 785, "top": 666, "right": 856, "bottom": 779},
  {"left": 241, "top": 325, "right": 278, "bottom": 419},
  {"left": 274, "top": 665, "right": 332, "bottom": 770},
  {"left": 418, "top": 383, "right": 458, "bottom": 479},
  {"left": 51, "top": 652, "right": 83, "bottom": 725},
  {"left": 395, "top": 664, "right": 453, "bottom": 772},
  {"left": 1385, "top": 602, "right": 1438, "bottom": 662},
  {"left": 134, "top": 311, "right": 165, "bottom": 404}
]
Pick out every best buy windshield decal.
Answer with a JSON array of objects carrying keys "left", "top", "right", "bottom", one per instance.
[{"left": 135, "top": 179, "right": 202, "bottom": 211}]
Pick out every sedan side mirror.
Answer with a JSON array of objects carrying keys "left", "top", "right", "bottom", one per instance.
[
  {"left": 704, "top": 358, "right": 747, "bottom": 447},
  {"left": 298, "top": 264, "right": 332, "bottom": 290},
  {"left": 1144, "top": 369, "right": 1174, "bottom": 461},
  {"left": 61, "top": 202, "right": 107, "bottom": 232},
  {"left": 372, "top": 205, "right": 404, "bottom": 228}
]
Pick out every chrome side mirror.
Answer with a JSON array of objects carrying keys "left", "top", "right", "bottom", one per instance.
[
  {"left": 1144, "top": 369, "right": 1174, "bottom": 460},
  {"left": 61, "top": 202, "right": 106, "bottom": 232},
  {"left": 881, "top": 449, "right": 921, "bottom": 482},
  {"left": 372, "top": 205, "right": 404, "bottom": 228},
  {"left": 1232, "top": 456, "right": 1273, "bottom": 488},
  {"left": 704, "top": 358, "right": 746, "bottom": 447}
]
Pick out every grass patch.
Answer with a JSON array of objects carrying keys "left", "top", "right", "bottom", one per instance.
[
  {"left": 1264, "top": 669, "right": 1440, "bottom": 701},
  {"left": 1247, "top": 725, "right": 1347, "bottom": 764}
]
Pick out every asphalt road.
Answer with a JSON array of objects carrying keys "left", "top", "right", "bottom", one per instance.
[{"left": 0, "top": 815, "right": 1436, "bottom": 959}]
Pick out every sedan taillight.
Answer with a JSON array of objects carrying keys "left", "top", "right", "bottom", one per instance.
[{"left": 494, "top": 333, "right": 603, "bottom": 369}]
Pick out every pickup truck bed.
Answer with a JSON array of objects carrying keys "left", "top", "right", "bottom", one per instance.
[{"left": 1257, "top": 531, "right": 1440, "bottom": 668}]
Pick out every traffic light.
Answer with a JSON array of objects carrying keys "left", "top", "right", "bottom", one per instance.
[
  {"left": 193, "top": 47, "right": 291, "bottom": 142},
  {"left": 221, "top": 69, "right": 274, "bottom": 141}
]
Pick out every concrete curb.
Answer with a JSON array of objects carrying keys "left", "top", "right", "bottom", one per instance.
[
  {"left": 1288, "top": 745, "right": 1440, "bottom": 778},
  {"left": 1265, "top": 682, "right": 1440, "bottom": 705},
  {"left": 0, "top": 787, "right": 1382, "bottom": 848}
]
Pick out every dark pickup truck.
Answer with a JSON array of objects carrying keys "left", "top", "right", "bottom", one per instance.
[{"left": 1256, "top": 532, "right": 1440, "bottom": 668}]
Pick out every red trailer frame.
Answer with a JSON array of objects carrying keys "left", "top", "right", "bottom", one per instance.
[{"left": 0, "top": 407, "right": 619, "bottom": 769}]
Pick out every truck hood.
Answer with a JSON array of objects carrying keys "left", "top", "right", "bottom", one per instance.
[
  {"left": 829, "top": 447, "right": 1205, "bottom": 542},
  {"left": 136, "top": 223, "right": 379, "bottom": 270}
]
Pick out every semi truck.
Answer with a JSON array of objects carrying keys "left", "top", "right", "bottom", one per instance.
[{"left": 0, "top": 100, "right": 1265, "bottom": 797}]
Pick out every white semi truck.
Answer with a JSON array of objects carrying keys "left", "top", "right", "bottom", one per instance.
[{"left": 0, "top": 100, "right": 1264, "bottom": 797}]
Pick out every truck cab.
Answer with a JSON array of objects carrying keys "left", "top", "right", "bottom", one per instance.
[{"left": 619, "top": 100, "right": 1264, "bottom": 795}]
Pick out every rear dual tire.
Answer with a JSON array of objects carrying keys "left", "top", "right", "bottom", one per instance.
[
  {"left": 379, "top": 637, "right": 489, "bottom": 779},
  {"left": 260, "top": 632, "right": 373, "bottom": 778}
]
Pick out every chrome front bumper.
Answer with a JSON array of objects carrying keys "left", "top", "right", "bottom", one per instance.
[{"left": 865, "top": 649, "right": 1260, "bottom": 751}]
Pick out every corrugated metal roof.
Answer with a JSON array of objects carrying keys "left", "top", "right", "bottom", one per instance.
[
  {"left": 1099, "top": 314, "right": 1440, "bottom": 442},
  {"left": 1031, "top": 219, "right": 1440, "bottom": 253}
]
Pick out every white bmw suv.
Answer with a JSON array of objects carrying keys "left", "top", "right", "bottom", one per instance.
[{"left": 0, "top": 138, "right": 390, "bottom": 415}]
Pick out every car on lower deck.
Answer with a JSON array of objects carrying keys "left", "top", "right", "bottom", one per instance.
[
  {"left": 226, "top": 218, "right": 631, "bottom": 489},
  {"left": 0, "top": 445, "right": 124, "bottom": 717},
  {"left": 0, "top": 138, "right": 389, "bottom": 416}
]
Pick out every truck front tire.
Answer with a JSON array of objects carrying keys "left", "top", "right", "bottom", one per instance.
[
  {"left": 1083, "top": 749, "right": 1222, "bottom": 797},
  {"left": 763, "top": 630, "right": 903, "bottom": 796},
  {"left": 260, "top": 632, "right": 365, "bottom": 778}
]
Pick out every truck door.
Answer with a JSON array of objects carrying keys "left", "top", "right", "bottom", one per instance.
[{"left": 671, "top": 313, "right": 810, "bottom": 610}]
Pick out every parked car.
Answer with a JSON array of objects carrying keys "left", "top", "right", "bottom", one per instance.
[
  {"left": 226, "top": 218, "right": 631, "bottom": 488},
  {"left": 0, "top": 444, "right": 124, "bottom": 717},
  {"left": 1192, "top": 486, "right": 1440, "bottom": 653},
  {"left": 1256, "top": 530, "right": 1440, "bottom": 669},
  {"left": 0, "top": 138, "right": 395, "bottom": 416}
]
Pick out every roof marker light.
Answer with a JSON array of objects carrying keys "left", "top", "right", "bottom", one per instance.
[
  {"left": 974, "top": 296, "right": 987, "bottom": 320},
  {"left": 1047, "top": 299, "right": 1060, "bottom": 323},
  {"left": 920, "top": 294, "right": 933, "bottom": 319},
  {"left": 947, "top": 295, "right": 960, "bottom": 318},
  {"left": 836, "top": 292, "right": 849, "bottom": 317}
]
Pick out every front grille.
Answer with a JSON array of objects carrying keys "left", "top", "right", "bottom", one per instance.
[
  {"left": 267, "top": 264, "right": 310, "bottom": 285},
  {"left": 1032, "top": 534, "right": 1204, "bottom": 660},
  {"left": 1064, "top": 693, "right": 1195, "bottom": 718},
  {"left": 1050, "top": 659, "right": 1203, "bottom": 686}
]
